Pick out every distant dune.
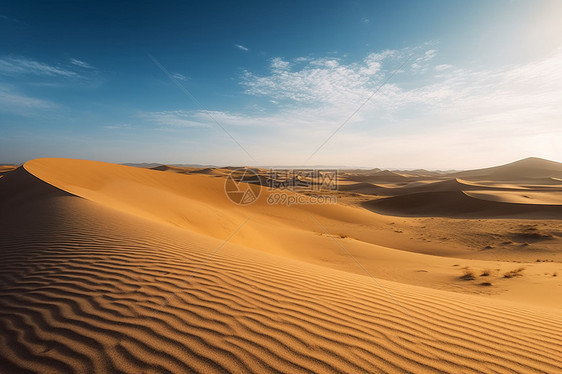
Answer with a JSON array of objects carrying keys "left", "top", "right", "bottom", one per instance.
[
  {"left": 452, "top": 157, "right": 562, "bottom": 180},
  {"left": 0, "top": 165, "right": 18, "bottom": 178},
  {"left": 363, "top": 158, "right": 562, "bottom": 218},
  {"left": 343, "top": 169, "right": 414, "bottom": 183},
  {"left": 1, "top": 158, "right": 561, "bottom": 373},
  {"left": 466, "top": 190, "right": 562, "bottom": 205},
  {"left": 366, "top": 190, "right": 562, "bottom": 218},
  {"left": 150, "top": 164, "right": 239, "bottom": 177},
  {"left": 339, "top": 177, "right": 540, "bottom": 197}
]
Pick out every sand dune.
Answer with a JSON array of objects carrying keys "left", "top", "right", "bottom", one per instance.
[
  {"left": 359, "top": 163, "right": 562, "bottom": 218},
  {"left": 338, "top": 177, "right": 543, "bottom": 198},
  {"left": 338, "top": 181, "right": 388, "bottom": 195},
  {"left": 366, "top": 190, "right": 562, "bottom": 218},
  {"left": 151, "top": 165, "right": 235, "bottom": 177},
  {"left": 1, "top": 158, "right": 561, "bottom": 373},
  {"left": 0, "top": 164, "right": 18, "bottom": 178},
  {"left": 467, "top": 190, "right": 562, "bottom": 205},
  {"left": 150, "top": 164, "right": 203, "bottom": 173},
  {"left": 22, "top": 159, "right": 383, "bottom": 258},
  {"left": 342, "top": 170, "right": 415, "bottom": 184},
  {"left": 402, "top": 178, "right": 513, "bottom": 192},
  {"left": 453, "top": 157, "right": 562, "bottom": 181}
]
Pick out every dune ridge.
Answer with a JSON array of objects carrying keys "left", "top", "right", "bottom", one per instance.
[
  {"left": 1, "top": 159, "right": 561, "bottom": 373},
  {"left": 366, "top": 188, "right": 562, "bottom": 219},
  {"left": 452, "top": 157, "right": 562, "bottom": 181}
]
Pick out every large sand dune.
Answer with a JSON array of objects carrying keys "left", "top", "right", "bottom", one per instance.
[{"left": 1, "top": 158, "right": 561, "bottom": 373}]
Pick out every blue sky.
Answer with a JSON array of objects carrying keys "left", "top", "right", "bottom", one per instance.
[{"left": 1, "top": 0, "right": 561, "bottom": 168}]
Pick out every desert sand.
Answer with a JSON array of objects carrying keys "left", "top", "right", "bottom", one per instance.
[{"left": 1, "top": 157, "right": 561, "bottom": 373}]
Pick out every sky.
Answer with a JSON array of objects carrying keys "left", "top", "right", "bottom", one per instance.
[{"left": 1, "top": 0, "right": 561, "bottom": 169}]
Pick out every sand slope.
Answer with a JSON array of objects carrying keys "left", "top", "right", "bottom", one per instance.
[
  {"left": 1, "top": 159, "right": 561, "bottom": 373},
  {"left": 0, "top": 164, "right": 18, "bottom": 179},
  {"left": 453, "top": 157, "right": 562, "bottom": 181},
  {"left": 466, "top": 190, "right": 562, "bottom": 205},
  {"left": 366, "top": 190, "right": 562, "bottom": 218}
]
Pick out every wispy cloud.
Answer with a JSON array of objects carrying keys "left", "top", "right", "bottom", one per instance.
[
  {"left": 0, "top": 85, "right": 58, "bottom": 113},
  {"left": 361, "top": 17, "right": 370, "bottom": 24},
  {"left": 434, "top": 64, "right": 452, "bottom": 72},
  {"left": 0, "top": 56, "right": 79, "bottom": 78},
  {"left": 234, "top": 44, "right": 249, "bottom": 52},
  {"left": 139, "top": 110, "right": 210, "bottom": 128},
  {"left": 103, "top": 123, "right": 134, "bottom": 130},
  {"left": 69, "top": 58, "right": 95, "bottom": 69},
  {"left": 410, "top": 49, "right": 437, "bottom": 71},
  {"left": 172, "top": 72, "right": 187, "bottom": 81},
  {"left": 164, "top": 46, "right": 562, "bottom": 166}
]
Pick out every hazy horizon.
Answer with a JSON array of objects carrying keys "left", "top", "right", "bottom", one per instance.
[
  {"left": 3, "top": 155, "right": 559, "bottom": 173},
  {"left": 1, "top": 0, "right": 562, "bottom": 168}
]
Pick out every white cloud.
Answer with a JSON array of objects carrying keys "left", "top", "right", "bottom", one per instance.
[
  {"left": 361, "top": 50, "right": 395, "bottom": 75},
  {"left": 123, "top": 45, "right": 562, "bottom": 167},
  {"left": 411, "top": 49, "right": 437, "bottom": 71},
  {"left": 69, "top": 58, "right": 95, "bottom": 69},
  {"left": 234, "top": 44, "right": 249, "bottom": 51},
  {"left": 180, "top": 46, "right": 562, "bottom": 166},
  {"left": 434, "top": 64, "right": 452, "bottom": 72},
  {"left": 0, "top": 56, "right": 79, "bottom": 78},
  {"left": 241, "top": 50, "right": 403, "bottom": 107},
  {"left": 270, "top": 57, "right": 290, "bottom": 71},
  {"left": 0, "top": 85, "right": 58, "bottom": 113},
  {"left": 139, "top": 111, "right": 211, "bottom": 128},
  {"left": 361, "top": 17, "right": 370, "bottom": 24},
  {"left": 103, "top": 123, "right": 134, "bottom": 130},
  {"left": 172, "top": 73, "right": 187, "bottom": 81},
  {"left": 309, "top": 58, "right": 339, "bottom": 68}
]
